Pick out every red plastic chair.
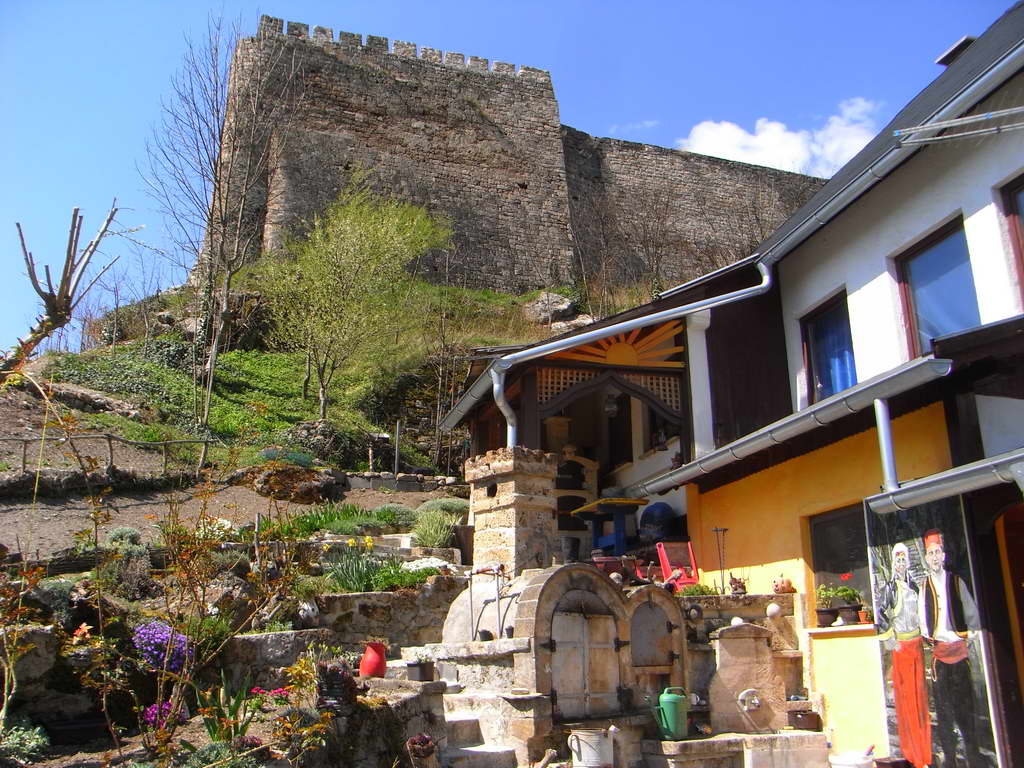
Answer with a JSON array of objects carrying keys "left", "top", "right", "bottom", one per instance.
[{"left": 655, "top": 541, "right": 700, "bottom": 592}]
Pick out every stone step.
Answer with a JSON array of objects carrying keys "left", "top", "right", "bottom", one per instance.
[
  {"left": 442, "top": 691, "right": 507, "bottom": 712},
  {"left": 443, "top": 713, "right": 483, "bottom": 747},
  {"left": 442, "top": 744, "right": 519, "bottom": 768}
]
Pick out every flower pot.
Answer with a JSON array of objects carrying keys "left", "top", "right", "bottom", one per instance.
[
  {"left": 857, "top": 609, "right": 870, "bottom": 624},
  {"left": 837, "top": 603, "right": 862, "bottom": 624},
  {"left": 406, "top": 661, "right": 434, "bottom": 682},
  {"left": 359, "top": 641, "right": 388, "bottom": 678},
  {"left": 815, "top": 607, "right": 839, "bottom": 627}
]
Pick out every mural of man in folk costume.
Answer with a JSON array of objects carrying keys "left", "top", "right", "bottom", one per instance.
[
  {"left": 919, "top": 528, "right": 981, "bottom": 767},
  {"left": 877, "top": 542, "right": 930, "bottom": 768}
]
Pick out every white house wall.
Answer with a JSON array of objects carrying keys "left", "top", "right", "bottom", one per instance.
[{"left": 779, "top": 73, "right": 1024, "bottom": 411}]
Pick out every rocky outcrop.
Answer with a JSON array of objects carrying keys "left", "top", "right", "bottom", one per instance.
[{"left": 0, "top": 466, "right": 196, "bottom": 499}]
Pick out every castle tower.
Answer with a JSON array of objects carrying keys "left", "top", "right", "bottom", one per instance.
[{"left": 464, "top": 447, "right": 557, "bottom": 576}]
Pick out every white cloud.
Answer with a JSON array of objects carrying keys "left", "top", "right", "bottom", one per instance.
[
  {"left": 675, "top": 98, "right": 880, "bottom": 177},
  {"left": 608, "top": 119, "right": 660, "bottom": 137}
]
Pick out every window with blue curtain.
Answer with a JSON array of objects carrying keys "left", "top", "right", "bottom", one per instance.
[
  {"left": 901, "top": 223, "right": 980, "bottom": 353},
  {"left": 803, "top": 294, "right": 857, "bottom": 402}
]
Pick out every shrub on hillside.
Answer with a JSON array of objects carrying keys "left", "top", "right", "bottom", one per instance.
[
  {"left": 257, "top": 446, "right": 314, "bottom": 468},
  {"left": 106, "top": 526, "right": 143, "bottom": 547},
  {"left": 415, "top": 497, "right": 469, "bottom": 523},
  {"left": 0, "top": 721, "right": 50, "bottom": 762},
  {"left": 371, "top": 503, "right": 416, "bottom": 529},
  {"left": 412, "top": 508, "right": 460, "bottom": 549}
]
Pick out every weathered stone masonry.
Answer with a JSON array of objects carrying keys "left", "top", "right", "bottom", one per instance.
[{"left": 240, "top": 16, "right": 822, "bottom": 293}]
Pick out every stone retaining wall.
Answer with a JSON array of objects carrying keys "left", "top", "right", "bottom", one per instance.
[
  {"left": 316, "top": 575, "right": 467, "bottom": 649},
  {"left": 342, "top": 471, "right": 466, "bottom": 494}
]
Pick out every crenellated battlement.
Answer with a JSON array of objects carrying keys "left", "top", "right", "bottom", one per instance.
[{"left": 256, "top": 15, "right": 551, "bottom": 84}]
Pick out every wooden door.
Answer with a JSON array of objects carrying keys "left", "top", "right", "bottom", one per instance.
[
  {"left": 551, "top": 612, "right": 620, "bottom": 719},
  {"left": 630, "top": 601, "right": 673, "bottom": 668}
]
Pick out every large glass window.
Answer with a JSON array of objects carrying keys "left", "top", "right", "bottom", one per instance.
[
  {"left": 810, "top": 505, "right": 870, "bottom": 602},
  {"left": 899, "top": 222, "right": 980, "bottom": 354},
  {"left": 801, "top": 293, "right": 857, "bottom": 402}
]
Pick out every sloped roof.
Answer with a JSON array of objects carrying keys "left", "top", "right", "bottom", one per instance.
[{"left": 752, "top": 1, "right": 1024, "bottom": 264}]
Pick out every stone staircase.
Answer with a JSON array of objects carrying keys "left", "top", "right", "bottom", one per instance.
[{"left": 440, "top": 694, "right": 519, "bottom": 768}]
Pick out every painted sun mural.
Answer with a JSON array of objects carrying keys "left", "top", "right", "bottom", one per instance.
[{"left": 549, "top": 321, "right": 684, "bottom": 368}]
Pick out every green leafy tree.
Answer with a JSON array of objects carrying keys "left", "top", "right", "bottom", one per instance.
[{"left": 264, "top": 182, "right": 451, "bottom": 419}]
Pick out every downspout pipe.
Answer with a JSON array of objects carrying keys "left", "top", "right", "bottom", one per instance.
[
  {"left": 476, "top": 261, "right": 773, "bottom": 447},
  {"left": 874, "top": 398, "right": 899, "bottom": 492}
]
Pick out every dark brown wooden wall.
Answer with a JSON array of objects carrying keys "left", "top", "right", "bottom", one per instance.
[{"left": 706, "top": 266, "right": 792, "bottom": 446}]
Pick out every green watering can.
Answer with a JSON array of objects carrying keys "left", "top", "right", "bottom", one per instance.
[{"left": 646, "top": 687, "right": 690, "bottom": 740}]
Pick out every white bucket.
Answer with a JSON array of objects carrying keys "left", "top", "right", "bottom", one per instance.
[
  {"left": 567, "top": 728, "right": 614, "bottom": 768},
  {"left": 828, "top": 753, "right": 873, "bottom": 768}
]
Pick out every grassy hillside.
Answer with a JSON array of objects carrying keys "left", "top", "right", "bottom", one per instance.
[{"left": 42, "top": 280, "right": 561, "bottom": 473}]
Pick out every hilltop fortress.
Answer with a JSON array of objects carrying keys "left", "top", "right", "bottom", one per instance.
[{"left": 234, "top": 15, "right": 821, "bottom": 292}]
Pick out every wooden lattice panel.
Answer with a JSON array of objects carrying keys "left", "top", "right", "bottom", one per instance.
[
  {"left": 538, "top": 367, "right": 598, "bottom": 402},
  {"left": 623, "top": 373, "right": 681, "bottom": 412},
  {"left": 537, "top": 367, "right": 681, "bottom": 412}
]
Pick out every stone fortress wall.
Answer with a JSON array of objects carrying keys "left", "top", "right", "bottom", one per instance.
[{"left": 242, "top": 16, "right": 822, "bottom": 293}]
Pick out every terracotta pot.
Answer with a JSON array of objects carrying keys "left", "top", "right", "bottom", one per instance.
[
  {"left": 359, "top": 641, "right": 387, "bottom": 678},
  {"left": 857, "top": 609, "right": 870, "bottom": 623}
]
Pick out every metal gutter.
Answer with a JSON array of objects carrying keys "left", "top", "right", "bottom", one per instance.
[
  {"left": 866, "top": 446, "right": 1024, "bottom": 514},
  {"left": 440, "top": 262, "right": 772, "bottom": 440},
  {"left": 626, "top": 357, "right": 953, "bottom": 497},
  {"left": 441, "top": 31, "right": 1024, "bottom": 440}
]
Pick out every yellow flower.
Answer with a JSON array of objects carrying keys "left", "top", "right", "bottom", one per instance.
[
  {"left": 363, "top": 536, "right": 374, "bottom": 548},
  {"left": 346, "top": 538, "right": 357, "bottom": 547}
]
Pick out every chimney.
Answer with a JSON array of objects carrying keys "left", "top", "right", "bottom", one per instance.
[{"left": 935, "top": 35, "right": 976, "bottom": 67}]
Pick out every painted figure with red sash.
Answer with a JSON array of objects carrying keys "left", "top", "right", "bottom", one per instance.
[
  {"left": 918, "top": 528, "right": 982, "bottom": 767},
  {"left": 878, "top": 542, "right": 931, "bottom": 768}
]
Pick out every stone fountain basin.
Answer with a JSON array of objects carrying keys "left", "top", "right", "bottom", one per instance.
[{"left": 643, "top": 731, "right": 828, "bottom": 768}]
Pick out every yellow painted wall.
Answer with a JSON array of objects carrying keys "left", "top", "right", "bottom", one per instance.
[
  {"left": 686, "top": 402, "right": 951, "bottom": 596},
  {"left": 810, "top": 628, "right": 889, "bottom": 754},
  {"left": 682, "top": 402, "right": 951, "bottom": 755}
]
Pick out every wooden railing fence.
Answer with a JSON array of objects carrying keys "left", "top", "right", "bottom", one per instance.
[{"left": 0, "top": 433, "right": 213, "bottom": 474}]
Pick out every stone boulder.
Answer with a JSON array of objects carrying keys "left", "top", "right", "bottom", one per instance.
[
  {"left": 522, "top": 292, "right": 575, "bottom": 324},
  {"left": 12, "top": 625, "right": 95, "bottom": 722},
  {"left": 248, "top": 464, "right": 348, "bottom": 503},
  {"left": 550, "top": 314, "right": 595, "bottom": 334},
  {"left": 204, "top": 572, "right": 260, "bottom": 628}
]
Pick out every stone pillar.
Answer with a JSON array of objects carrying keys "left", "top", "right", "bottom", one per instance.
[
  {"left": 709, "top": 622, "right": 787, "bottom": 734},
  {"left": 464, "top": 447, "right": 557, "bottom": 576}
]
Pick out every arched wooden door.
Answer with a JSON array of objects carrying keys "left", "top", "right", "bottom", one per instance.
[{"left": 551, "top": 611, "right": 620, "bottom": 720}]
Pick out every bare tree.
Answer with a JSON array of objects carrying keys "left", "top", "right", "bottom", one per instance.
[
  {"left": 2, "top": 205, "right": 118, "bottom": 378},
  {"left": 143, "top": 15, "right": 303, "bottom": 427}
]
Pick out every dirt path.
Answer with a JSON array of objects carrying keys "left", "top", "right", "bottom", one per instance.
[
  {"left": 0, "top": 389, "right": 453, "bottom": 558},
  {"left": 0, "top": 483, "right": 450, "bottom": 559}
]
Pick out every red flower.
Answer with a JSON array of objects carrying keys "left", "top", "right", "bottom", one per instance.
[{"left": 839, "top": 572, "right": 852, "bottom": 581}]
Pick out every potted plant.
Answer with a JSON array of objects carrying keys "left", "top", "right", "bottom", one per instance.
[
  {"left": 815, "top": 584, "right": 840, "bottom": 626},
  {"left": 833, "top": 585, "right": 863, "bottom": 624},
  {"left": 406, "top": 652, "right": 435, "bottom": 682},
  {"left": 815, "top": 583, "right": 862, "bottom": 626}
]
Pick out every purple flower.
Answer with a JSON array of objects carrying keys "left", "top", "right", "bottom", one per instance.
[
  {"left": 132, "top": 620, "right": 191, "bottom": 672},
  {"left": 142, "top": 700, "right": 186, "bottom": 728}
]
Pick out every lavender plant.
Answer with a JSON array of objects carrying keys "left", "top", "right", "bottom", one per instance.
[{"left": 132, "top": 621, "right": 191, "bottom": 673}]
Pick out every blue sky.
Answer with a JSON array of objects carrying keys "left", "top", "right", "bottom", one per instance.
[{"left": 0, "top": 0, "right": 1012, "bottom": 352}]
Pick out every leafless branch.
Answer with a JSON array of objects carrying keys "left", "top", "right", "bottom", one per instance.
[{"left": 3, "top": 204, "right": 119, "bottom": 378}]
